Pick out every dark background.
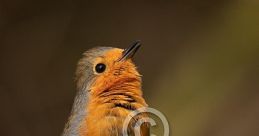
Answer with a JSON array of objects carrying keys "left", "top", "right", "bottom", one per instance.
[{"left": 0, "top": 0, "right": 258, "bottom": 136}]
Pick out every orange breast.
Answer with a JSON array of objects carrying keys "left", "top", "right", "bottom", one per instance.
[{"left": 79, "top": 86, "right": 149, "bottom": 136}]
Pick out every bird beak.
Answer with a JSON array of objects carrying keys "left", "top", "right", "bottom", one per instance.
[{"left": 118, "top": 40, "right": 141, "bottom": 62}]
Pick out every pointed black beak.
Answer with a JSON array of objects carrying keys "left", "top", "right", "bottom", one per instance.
[{"left": 118, "top": 40, "right": 141, "bottom": 62}]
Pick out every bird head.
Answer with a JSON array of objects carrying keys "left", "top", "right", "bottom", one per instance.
[{"left": 75, "top": 41, "right": 142, "bottom": 96}]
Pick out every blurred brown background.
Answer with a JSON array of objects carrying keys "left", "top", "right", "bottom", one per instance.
[{"left": 0, "top": 0, "right": 258, "bottom": 136}]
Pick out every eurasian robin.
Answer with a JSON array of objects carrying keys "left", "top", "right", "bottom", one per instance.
[{"left": 62, "top": 41, "right": 149, "bottom": 136}]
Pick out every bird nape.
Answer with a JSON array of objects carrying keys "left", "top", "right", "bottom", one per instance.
[{"left": 62, "top": 41, "right": 149, "bottom": 136}]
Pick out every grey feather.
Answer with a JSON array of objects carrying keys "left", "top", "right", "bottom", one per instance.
[{"left": 62, "top": 47, "right": 114, "bottom": 136}]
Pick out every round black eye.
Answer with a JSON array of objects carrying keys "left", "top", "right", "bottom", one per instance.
[{"left": 95, "top": 63, "right": 106, "bottom": 73}]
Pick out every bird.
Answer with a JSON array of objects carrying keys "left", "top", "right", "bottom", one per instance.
[{"left": 62, "top": 41, "right": 149, "bottom": 136}]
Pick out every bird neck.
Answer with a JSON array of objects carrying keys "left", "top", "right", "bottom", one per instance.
[
  {"left": 62, "top": 89, "right": 89, "bottom": 136},
  {"left": 63, "top": 78, "right": 148, "bottom": 136}
]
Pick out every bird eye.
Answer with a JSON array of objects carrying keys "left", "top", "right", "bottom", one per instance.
[{"left": 95, "top": 63, "right": 106, "bottom": 73}]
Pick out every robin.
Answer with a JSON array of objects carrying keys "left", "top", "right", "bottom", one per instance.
[{"left": 62, "top": 41, "right": 149, "bottom": 136}]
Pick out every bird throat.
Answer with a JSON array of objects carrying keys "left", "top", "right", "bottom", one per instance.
[{"left": 80, "top": 79, "right": 148, "bottom": 136}]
